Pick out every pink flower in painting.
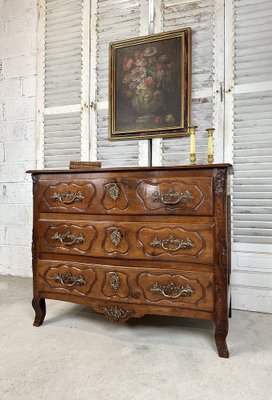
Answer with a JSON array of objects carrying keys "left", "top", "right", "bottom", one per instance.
[
  {"left": 123, "top": 57, "right": 134, "bottom": 71},
  {"left": 130, "top": 67, "right": 147, "bottom": 82},
  {"left": 135, "top": 58, "right": 148, "bottom": 67},
  {"left": 155, "top": 63, "right": 163, "bottom": 72},
  {"left": 143, "top": 46, "right": 157, "bottom": 57},
  {"left": 144, "top": 76, "right": 156, "bottom": 88}
]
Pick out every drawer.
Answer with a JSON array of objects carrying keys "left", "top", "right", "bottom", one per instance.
[
  {"left": 36, "top": 174, "right": 213, "bottom": 216},
  {"left": 135, "top": 270, "right": 214, "bottom": 311},
  {"left": 36, "top": 261, "right": 214, "bottom": 312},
  {"left": 37, "top": 181, "right": 96, "bottom": 213},
  {"left": 36, "top": 263, "right": 97, "bottom": 296},
  {"left": 38, "top": 219, "right": 214, "bottom": 264}
]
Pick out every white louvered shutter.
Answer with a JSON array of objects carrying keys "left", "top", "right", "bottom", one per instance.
[
  {"left": 225, "top": 0, "right": 272, "bottom": 313},
  {"left": 37, "top": 0, "right": 90, "bottom": 169},
  {"left": 90, "top": 0, "right": 150, "bottom": 167},
  {"left": 232, "top": 0, "right": 272, "bottom": 246},
  {"left": 152, "top": 0, "right": 224, "bottom": 165}
]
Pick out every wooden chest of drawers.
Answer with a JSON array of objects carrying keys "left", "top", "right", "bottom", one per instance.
[{"left": 28, "top": 164, "right": 231, "bottom": 358}]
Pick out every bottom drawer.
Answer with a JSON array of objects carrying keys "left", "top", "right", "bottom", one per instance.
[{"left": 36, "top": 261, "right": 214, "bottom": 312}]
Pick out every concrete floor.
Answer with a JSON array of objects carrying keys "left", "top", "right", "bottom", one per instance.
[{"left": 0, "top": 276, "right": 271, "bottom": 400}]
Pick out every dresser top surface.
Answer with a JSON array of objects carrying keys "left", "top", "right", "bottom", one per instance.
[{"left": 27, "top": 163, "right": 232, "bottom": 175}]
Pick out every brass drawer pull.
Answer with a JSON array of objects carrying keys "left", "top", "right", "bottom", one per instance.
[
  {"left": 150, "top": 282, "right": 194, "bottom": 299},
  {"left": 150, "top": 234, "right": 195, "bottom": 252},
  {"left": 52, "top": 231, "right": 85, "bottom": 246},
  {"left": 51, "top": 190, "right": 85, "bottom": 204},
  {"left": 151, "top": 188, "right": 194, "bottom": 205},
  {"left": 108, "top": 184, "right": 120, "bottom": 201},
  {"left": 54, "top": 273, "right": 86, "bottom": 287}
]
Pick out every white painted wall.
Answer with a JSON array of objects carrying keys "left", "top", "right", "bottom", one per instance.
[{"left": 0, "top": 0, "right": 37, "bottom": 277}]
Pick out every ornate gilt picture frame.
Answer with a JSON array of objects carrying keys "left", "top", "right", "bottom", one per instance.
[{"left": 109, "top": 28, "right": 192, "bottom": 140}]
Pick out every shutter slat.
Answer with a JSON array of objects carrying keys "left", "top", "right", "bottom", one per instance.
[
  {"left": 234, "top": 0, "right": 272, "bottom": 85},
  {"left": 44, "top": 0, "right": 83, "bottom": 109},
  {"left": 43, "top": 110, "right": 81, "bottom": 168},
  {"left": 232, "top": 88, "right": 272, "bottom": 234}
]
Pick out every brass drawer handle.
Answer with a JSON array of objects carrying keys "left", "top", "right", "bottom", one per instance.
[
  {"left": 54, "top": 273, "right": 86, "bottom": 287},
  {"left": 150, "top": 234, "right": 195, "bottom": 252},
  {"left": 150, "top": 282, "right": 194, "bottom": 299},
  {"left": 51, "top": 190, "right": 85, "bottom": 204},
  {"left": 52, "top": 231, "right": 85, "bottom": 246},
  {"left": 151, "top": 188, "right": 194, "bottom": 205},
  {"left": 108, "top": 184, "right": 120, "bottom": 201}
]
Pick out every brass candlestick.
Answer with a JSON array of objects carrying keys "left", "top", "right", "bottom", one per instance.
[
  {"left": 206, "top": 128, "right": 215, "bottom": 164},
  {"left": 189, "top": 126, "right": 197, "bottom": 165}
]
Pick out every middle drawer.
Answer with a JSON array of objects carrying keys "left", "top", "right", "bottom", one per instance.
[{"left": 38, "top": 219, "right": 214, "bottom": 264}]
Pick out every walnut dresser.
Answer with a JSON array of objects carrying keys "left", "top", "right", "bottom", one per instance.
[{"left": 28, "top": 164, "right": 231, "bottom": 358}]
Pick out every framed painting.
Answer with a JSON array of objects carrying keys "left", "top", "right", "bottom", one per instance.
[{"left": 109, "top": 28, "right": 192, "bottom": 140}]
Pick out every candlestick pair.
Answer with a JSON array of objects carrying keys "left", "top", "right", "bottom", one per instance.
[{"left": 189, "top": 126, "right": 214, "bottom": 165}]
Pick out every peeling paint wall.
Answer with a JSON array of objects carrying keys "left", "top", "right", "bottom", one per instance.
[{"left": 0, "top": 0, "right": 37, "bottom": 276}]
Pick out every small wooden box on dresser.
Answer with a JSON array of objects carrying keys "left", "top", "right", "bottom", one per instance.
[{"left": 27, "top": 164, "right": 232, "bottom": 358}]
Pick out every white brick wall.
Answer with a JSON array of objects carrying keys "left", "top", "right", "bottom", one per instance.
[{"left": 0, "top": 0, "right": 37, "bottom": 277}]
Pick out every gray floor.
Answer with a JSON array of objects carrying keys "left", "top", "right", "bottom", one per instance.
[{"left": 0, "top": 276, "right": 271, "bottom": 400}]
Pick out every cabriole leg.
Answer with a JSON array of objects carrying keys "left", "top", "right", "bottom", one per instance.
[
  {"left": 214, "top": 318, "right": 229, "bottom": 358},
  {"left": 32, "top": 297, "right": 46, "bottom": 327}
]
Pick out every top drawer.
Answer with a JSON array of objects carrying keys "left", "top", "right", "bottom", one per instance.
[{"left": 36, "top": 173, "right": 214, "bottom": 216}]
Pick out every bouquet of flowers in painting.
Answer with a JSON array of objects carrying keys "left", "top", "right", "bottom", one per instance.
[
  {"left": 122, "top": 45, "right": 176, "bottom": 124},
  {"left": 113, "top": 34, "right": 184, "bottom": 135}
]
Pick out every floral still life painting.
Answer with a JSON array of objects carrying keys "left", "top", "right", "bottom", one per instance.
[{"left": 109, "top": 28, "right": 191, "bottom": 140}]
